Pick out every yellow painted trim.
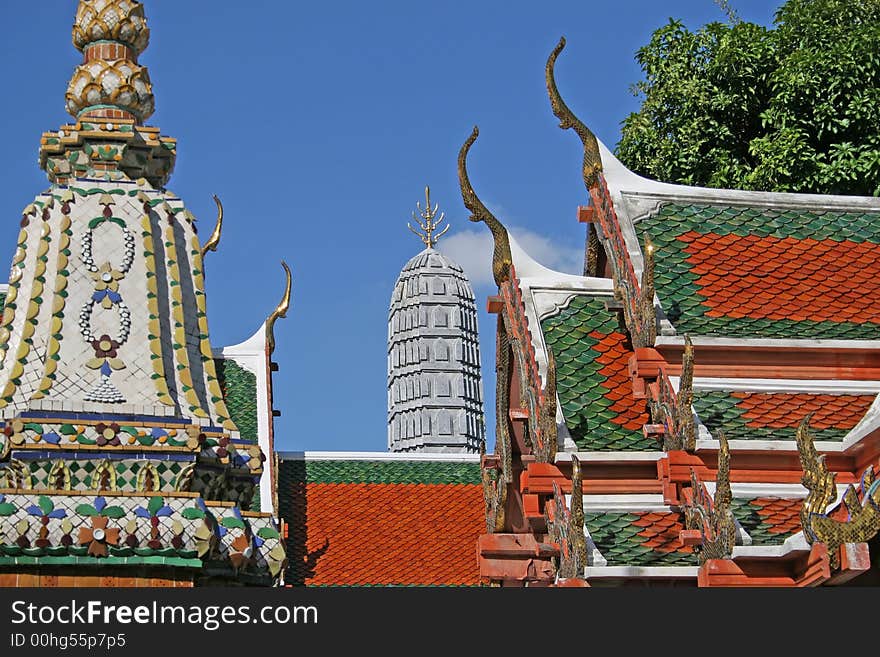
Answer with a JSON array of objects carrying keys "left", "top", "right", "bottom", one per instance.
[
  {"left": 140, "top": 213, "right": 176, "bottom": 407},
  {"left": 163, "top": 222, "right": 206, "bottom": 418}
]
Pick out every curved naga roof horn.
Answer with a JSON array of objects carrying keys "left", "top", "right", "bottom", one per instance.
[
  {"left": 201, "top": 195, "right": 224, "bottom": 257},
  {"left": 457, "top": 126, "right": 513, "bottom": 287},
  {"left": 546, "top": 37, "right": 604, "bottom": 190},
  {"left": 266, "top": 261, "right": 292, "bottom": 357}
]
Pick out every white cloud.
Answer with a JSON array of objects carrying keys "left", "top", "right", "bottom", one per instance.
[{"left": 440, "top": 225, "right": 583, "bottom": 289}]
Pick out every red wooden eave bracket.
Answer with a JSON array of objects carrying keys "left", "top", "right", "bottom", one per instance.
[
  {"left": 577, "top": 205, "right": 595, "bottom": 224},
  {"left": 477, "top": 533, "right": 558, "bottom": 584}
]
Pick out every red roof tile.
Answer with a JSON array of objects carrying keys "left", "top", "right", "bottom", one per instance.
[
  {"left": 631, "top": 512, "right": 691, "bottom": 554},
  {"left": 682, "top": 233, "right": 880, "bottom": 323},
  {"left": 750, "top": 498, "right": 802, "bottom": 535},
  {"left": 731, "top": 392, "right": 875, "bottom": 430},
  {"left": 590, "top": 330, "right": 651, "bottom": 431},
  {"left": 292, "top": 483, "right": 484, "bottom": 586}
]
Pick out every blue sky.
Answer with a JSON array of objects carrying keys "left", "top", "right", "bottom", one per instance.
[{"left": 1, "top": 1, "right": 777, "bottom": 453}]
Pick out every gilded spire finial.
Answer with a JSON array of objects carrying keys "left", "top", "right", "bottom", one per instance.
[
  {"left": 266, "top": 261, "right": 292, "bottom": 357},
  {"left": 407, "top": 186, "right": 450, "bottom": 249},
  {"left": 67, "top": 1, "right": 155, "bottom": 123}
]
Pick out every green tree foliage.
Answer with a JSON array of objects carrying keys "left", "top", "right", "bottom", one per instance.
[{"left": 617, "top": 0, "right": 880, "bottom": 196}]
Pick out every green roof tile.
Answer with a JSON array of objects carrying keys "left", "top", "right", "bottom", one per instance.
[
  {"left": 214, "top": 358, "right": 257, "bottom": 443},
  {"left": 541, "top": 295, "right": 654, "bottom": 451},
  {"left": 586, "top": 512, "right": 696, "bottom": 566}
]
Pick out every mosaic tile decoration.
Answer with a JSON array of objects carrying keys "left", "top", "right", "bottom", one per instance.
[{"left": 0, "top": 491, "right": 285, "bottom": 581}]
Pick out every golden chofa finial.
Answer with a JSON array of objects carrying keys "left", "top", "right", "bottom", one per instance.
[
  {"left": 407, "top": 186, "right": 450, "bottom": 249},
  {"left": 266, "top": 261, "right": 292, "bottom": 357},
  {"left": 546, "top": 37, "right": 603, "bottom": 189},
  {"left": 201, "top": 195, "right": 224, "bottom": 257}
]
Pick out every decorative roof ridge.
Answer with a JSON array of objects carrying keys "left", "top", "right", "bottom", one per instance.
[
  {"left": 506, "top": 232, "right": 609, "bottom": 289},
  {"left": 730, "top": 533, "right": 810, "bottom": 560},
  {"left": 842, "top": 392, "right": 880, "bottom": 449},
  {"left": 689, "top": 378, "right": 880, "bottom": 394},
  {"left": 278, "top": 451, "right": 481, "bottom": 463},
  {"left": 695, "top": 437, "right": 846, "bottom": 454},
  {"left": 555, "top": 451, "right": 665, "bottom": 462},
  {"left": 655, "top": 335, "right": 880, "bottom": 350},
  {"left": 598, "top": 140, "right": 880, "bottom": 212},
  {"left": 584, "top": 565, "right": 699, "bottom": 577}
]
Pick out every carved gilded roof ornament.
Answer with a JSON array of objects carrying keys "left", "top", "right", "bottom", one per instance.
[
  {"left": 658, "top": 334, "right": 695, "bottom": 451},
  {"left": 407, "top": 186, "right": 450, "bottom": 249},
  {"left": 201, "top": 195, "right": 224, "bottom": 257},
  {"left": 585, "top": 227, "right": 601, "bottom": 277},
  {"left": 457, "top": 127, "right": 513, "bottom": 286},
  {"left": 676, "top": 334, "right": 695, "bottom": 450},
  {"left": 546, "top": 455, "right": 587, "bottom": 580},
  {"left": 569, "top": 455, "right": 587, "bottom": 571},
  {"left": 533, "top": 349, "right": 558, "bottom": 463},
  {"left": 266, "top": 261, "right": 292, "bottom": 358},
  {"left": 546, "top": 37, "right": 603, "bottom": 190},
  {"left": 482, "top": 319, "right": 513, "bottom": 533},
  {"left": 796, "top": 415, "right": 880, "bottom": 569},
  {"left": 637, "top": 237, "right": 658, "bottom": 347},
  {"left": 683, "top": 432, "right": 737, "bottom": 563}
]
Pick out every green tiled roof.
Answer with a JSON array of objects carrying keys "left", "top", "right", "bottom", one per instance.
[
  {"left": 278, "top": 458, "right": 481, "bottom": 488},
  {"left": 214, "top": 358, "right": 257, "bottom": 443},
  {"left": 637, "top": 202, "right": 880, "bottom": 339},
  {"left": 585, "top": 512, "right": 696, "bottom": 566},
  {"left": 693, "top": 390, "right": 847, "bottom": 441},
  {"left": 541, "top": 295, "right": 654, "bottom": 451}
]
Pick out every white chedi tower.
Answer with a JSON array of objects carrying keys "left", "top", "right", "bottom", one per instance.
[{"left": 387, "top": 188, "right": 485, "bottom": 453}]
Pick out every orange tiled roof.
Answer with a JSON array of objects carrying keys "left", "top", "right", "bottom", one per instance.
[
  {"left": 751, "top": 498, "right": 802, "bottom": 536},
  {"left": 731, "top": 497, "right": 803, "bottom": 545},
  {"left": 586, "top": 511, "right": 695, "bottom": 565},
  {"left": 637, "top": 202, "right": 880, "bottom": 339},
  {"left": 631, "top": 512, "right": 692, "bottom": 554},
  {"left": 288, "top": 481, "right": 483, "bottom": 586},
  {"left": 683, "top": 233, "right": 880, "bottom": 323},
  {"left": 731, "top": 392, "right": 875, "bottom": 429},
  {"left": 593, "top": 330, "right": 651, "bottom": 431},
  {"left": 692, "top": 390, "right": 872, "bottom": 441}
]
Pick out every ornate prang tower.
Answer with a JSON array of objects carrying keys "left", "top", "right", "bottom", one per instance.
[
  {"left": 0, "top": 1, "right": 286, "bottom": 587},
  {"left": 387, "top": 188, "right": 485, "bottom": 453}
]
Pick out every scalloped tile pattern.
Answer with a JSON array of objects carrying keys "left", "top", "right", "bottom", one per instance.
[
  {"left": 586, "top": 511, "right": 695, "bottom": 566},
  {"left": 638, "top": 203, "right": 880, "bottom": 338},
  {"left": 693, "top": 390, "right": 872, "bottom": 441},
  {"left": 541, "top": 296, "right": 653, "bottom": 451}
]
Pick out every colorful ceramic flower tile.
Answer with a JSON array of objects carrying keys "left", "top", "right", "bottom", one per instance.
[
  {"left": 541, "top": 295, "right": 653, "bottom": 451},
  {"left": 636, "top": 203, "right": 880, "bottom": 338},
  {"left": 693, "top": 390, "right": 873, "bottom": 441}
]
